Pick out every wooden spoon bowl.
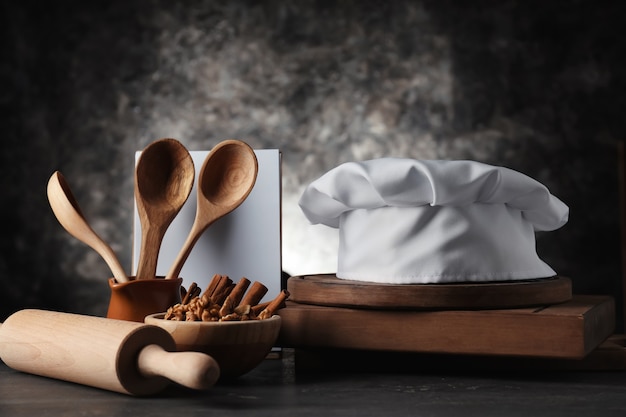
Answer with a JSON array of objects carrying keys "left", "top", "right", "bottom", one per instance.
[{"left": 198, "top": 141, "right": 258, "bottom": 207}]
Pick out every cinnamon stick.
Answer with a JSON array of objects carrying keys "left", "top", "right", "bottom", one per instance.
[
  {"left": 211, "top": 275, "right": 232, "bottom": 297},
  {"left": 204, "top": 273, "right": 223, "bottom": 297},
  {"left": 258, "top": 290, "right": 290, "bottom": 319},
  {"left": 251, "top": 301, "right": 271, "bottom": 316},
  {"left": 219, "top": 278, "right": 251, "bottom": 317},
  {"left": 181, "top": 282, "right": 199, "bottom": 305},
  {"left": 205, "top": 275, "right": 233, "bottom": 303},
  {"left": 229, "top": 278, "right": 251, "bottom": 305},
  {"left": 239, "top": 281, "right": 268, "bottom": 307},
  {"left": 212, "top": 283, "right": 235, "bottom": 305}
]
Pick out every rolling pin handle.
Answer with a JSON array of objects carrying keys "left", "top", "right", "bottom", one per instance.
[{"left": 137, "top": 344, "right": 220, "bottom": 390}]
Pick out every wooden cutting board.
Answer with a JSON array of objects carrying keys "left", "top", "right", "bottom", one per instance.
[
  {"left": 277, "top": 295, "right": 615, "bottom": 359},
  {"left": 287, "top": 274, "right": 573, "bottom": 310}
]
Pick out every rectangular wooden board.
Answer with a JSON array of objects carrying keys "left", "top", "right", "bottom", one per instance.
[{"left": 277, "top": 295, "right": 615, "bottom": 359}]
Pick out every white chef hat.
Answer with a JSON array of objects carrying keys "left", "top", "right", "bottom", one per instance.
[{"left": 299, "top": 158, "right": 569, "bottom": 284}]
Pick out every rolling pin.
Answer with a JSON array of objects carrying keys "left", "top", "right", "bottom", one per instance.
[{"left": 0, "top": 309, "right": 220, "bottom": 395}]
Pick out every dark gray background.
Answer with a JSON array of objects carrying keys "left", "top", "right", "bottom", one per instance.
[{"left": 1, "top": 0, "right": 624, "bottom": 327}]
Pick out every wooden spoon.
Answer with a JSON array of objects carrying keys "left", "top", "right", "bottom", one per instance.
[
  {"left": 135, "top": 138, "right": 194, "bottom": 280},
  {"left": 47, "top": 171, "right": 129, "bottom": 283},
  {"left": 165, "top": 139, "right": 258, "bottom": 280}
]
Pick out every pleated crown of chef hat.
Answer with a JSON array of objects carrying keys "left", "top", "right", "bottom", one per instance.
[{"left": 299, "top": 158, "right": 569, "bottom": 284}]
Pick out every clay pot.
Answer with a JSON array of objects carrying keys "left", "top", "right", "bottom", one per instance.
[{"left": 107, "top": 277, "right": 182, "bottom": 322}]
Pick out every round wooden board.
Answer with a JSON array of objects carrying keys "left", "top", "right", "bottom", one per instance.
[{"left": 287, "top": 274, "right": 572, "bottom": 310}]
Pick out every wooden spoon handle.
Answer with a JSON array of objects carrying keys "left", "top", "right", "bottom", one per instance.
[
  {"left": 135, "top": 225, "right": 165, "bottom": 280},
  {"left": 164, "top": 220, "right": 208, "bottom": 280},
  {"left": 137, "top": 344, "right": 220, "bottom": 390},
  {"left": 97, "top": 240, "right": 130, "bottom": 284}
]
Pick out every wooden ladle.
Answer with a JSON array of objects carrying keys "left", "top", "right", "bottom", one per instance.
[
  {"left": 135, "top": 138, "right": 194, "bottom": 280},
  {"left": 47, "top": 171, "right": 129, "bottom": 283},
  {"left": 165, "top": 139, "right": 258, "bottom": 280}
]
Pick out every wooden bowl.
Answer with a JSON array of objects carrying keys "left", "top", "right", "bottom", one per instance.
[{"left": 144, "top": 314, "right": 281, "bottom": 379}]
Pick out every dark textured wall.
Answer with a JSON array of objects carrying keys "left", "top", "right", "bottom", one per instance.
[{"left": 1, "top": 1, "right": 625, "bottom": 324}]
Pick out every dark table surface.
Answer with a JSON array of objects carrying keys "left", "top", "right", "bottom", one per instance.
[{"left": 2, "top": 350, "right": 626, "bottom": 417}]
